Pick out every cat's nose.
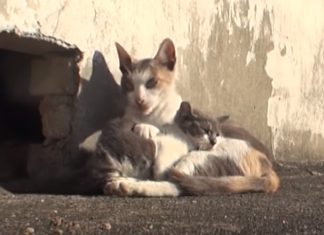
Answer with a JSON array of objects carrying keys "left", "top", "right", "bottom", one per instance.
[
  {"left": 136, "top": 98, "right": 144, "bottom": 105},
  {"left": 210, "top": 138, "right": 216, "bottom": 145}
]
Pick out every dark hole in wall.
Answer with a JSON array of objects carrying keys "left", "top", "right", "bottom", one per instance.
[
  {"left": 0, "top": 31, "right": 82, "bottom": 182},
  {"left": 0, "top": 49, "right": 44, "bottom": 143},
  {"left": 0, "top": 49, "right": 44, "bottom": 179}
]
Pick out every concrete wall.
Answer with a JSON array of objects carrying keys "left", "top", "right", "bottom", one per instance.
[{"left": 1, "top": 0, "right": 323, "bottom": 162}]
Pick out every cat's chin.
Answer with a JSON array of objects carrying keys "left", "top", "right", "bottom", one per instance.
[{"left": 140, "top": 106, "right": 154, "bottom": 116}]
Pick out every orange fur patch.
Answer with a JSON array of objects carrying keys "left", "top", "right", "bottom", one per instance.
[
  {"left": 239, "top": 149, "right": 280, "bottom": 192},
  {"left": 154, "top": 66, "right": 175, "bottom": 89}
]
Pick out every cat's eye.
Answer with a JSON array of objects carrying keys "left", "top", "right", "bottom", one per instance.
[
  {"left": 145, "top": 78, "right": 158, "bottom": 89},
  {"left": 122, "top": 78, "right": 134, "bottom": 92}
]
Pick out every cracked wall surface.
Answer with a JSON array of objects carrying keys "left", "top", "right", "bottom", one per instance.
[{"left": 1, "top": 0, "right": 324, "bottom": 161}]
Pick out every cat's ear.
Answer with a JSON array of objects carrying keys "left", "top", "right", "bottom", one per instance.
[
  {"left": 179, "top": 101, "right": 193, "bottom": 119},
  {"left": 115, "top": 42, "right": 132, "bottom": 74},
  {"left": 216, "top": 115, "right": 230, "bottom": 123},
  {"left": 154, "top": 38, "right": 176, "bottom": 71}
]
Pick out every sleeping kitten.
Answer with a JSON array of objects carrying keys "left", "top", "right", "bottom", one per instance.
[{"left": 170, "top": 102, "right": 280, "bottom": 195}]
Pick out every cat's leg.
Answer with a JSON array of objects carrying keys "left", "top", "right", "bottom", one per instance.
[
  {"left": 103, "top": 177, "right": 181, "bottom": 197},
  {"left": 120, "top": 179, "right": 181, "bottom": 197}
]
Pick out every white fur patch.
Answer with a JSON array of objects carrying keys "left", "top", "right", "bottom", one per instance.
[
  {"left": 124, "top": 84, "right": 182, "bottom": 127},
  {"left": 79, "top": 130, "right": 101, "bottom": 152},
  {"left": 120, "top": 179, "right": 181, "bottom": 197},
  {"left": 172, "top": 150, "right": 211, "bottom": 175},
  {"left": 212, "top": 137, "right": 251, "bottom": 165},
  {"left": 152, "top": 134, "right": 190, "bottom": 180},
  {"left": 172, "top": 137, "right": 252, "bottom": 175}
]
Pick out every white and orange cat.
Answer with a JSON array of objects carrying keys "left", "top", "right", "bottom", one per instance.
[
  {"left": 115, "top": 38, "right": 182, "bottom": 137},
  {"left": 81, "top": 39, "right": 180, "bottom": 148}
]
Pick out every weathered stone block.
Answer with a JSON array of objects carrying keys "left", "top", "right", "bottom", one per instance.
[
  {"left": 39, "top": 95, "right": 74, "bottom": 140},
  {"left": 30, "top": 54, "right": 78, "bottom": 96}
]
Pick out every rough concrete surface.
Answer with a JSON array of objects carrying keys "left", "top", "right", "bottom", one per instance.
[{"left": 0, "top": 163, "right": 324, "bottom": 235}]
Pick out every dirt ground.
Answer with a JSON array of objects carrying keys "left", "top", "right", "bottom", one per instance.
[{"left": 0, "top": 162, "right": 324, "bottom": 235}]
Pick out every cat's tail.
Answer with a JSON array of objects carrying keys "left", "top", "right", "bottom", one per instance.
[{"left": 169, "top": 169, "right": 280, "bottom": 195}]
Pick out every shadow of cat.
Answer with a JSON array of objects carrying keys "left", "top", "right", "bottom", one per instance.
[
  {"left": 72, "top": 50, "right": 126, "bottom": 146},
  {"left": 0, "top": 51, "right": 126, "bottom": 193}
]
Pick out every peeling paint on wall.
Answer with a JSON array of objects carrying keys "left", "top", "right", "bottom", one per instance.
[{"left": 265, "top": 0, "right": 324, "bottom": 160}]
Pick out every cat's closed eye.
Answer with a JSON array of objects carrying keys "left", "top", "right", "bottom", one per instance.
[
  {"left": 189, "top": 123, "right": 205, "bottom": 135},
  {"left": 145, "top": 78, "right": 158, "bottom": 89}
]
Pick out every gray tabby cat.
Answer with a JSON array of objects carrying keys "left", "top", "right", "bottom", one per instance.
[{"left": 169, "top": 102, "right": 280, "bottom": 195}]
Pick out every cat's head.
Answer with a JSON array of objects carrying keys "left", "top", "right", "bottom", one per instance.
[
  {"left": 175, "top": 101, "right": 229, "bottom": 150},
  {"left": 115, "top": 38, "right": 177, "bottom": 117}
]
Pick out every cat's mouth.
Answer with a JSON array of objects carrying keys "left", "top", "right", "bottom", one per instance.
[{"left": 136, "top": 104, "right": 153, "bottom": 116}]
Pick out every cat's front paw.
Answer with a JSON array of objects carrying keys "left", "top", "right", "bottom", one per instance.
[
  {"left": 132, "top": 123, "right": 160, "bottom": 139},
  {"left": 103, "top": 180, "right": 124, "bottom": 196},
  {"left": 103, "top": 178, "right": 137, "bottom": 196}
]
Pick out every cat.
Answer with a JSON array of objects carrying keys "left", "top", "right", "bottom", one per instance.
[
  {"left": 169, "top": 102, "right": 280, "bottom": 195},
  {"left": 104, "top": 101, "right": 279, "bottom": 197},
  {"left": 80, "top": 38, "right": 181, "bottom": 152}
]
